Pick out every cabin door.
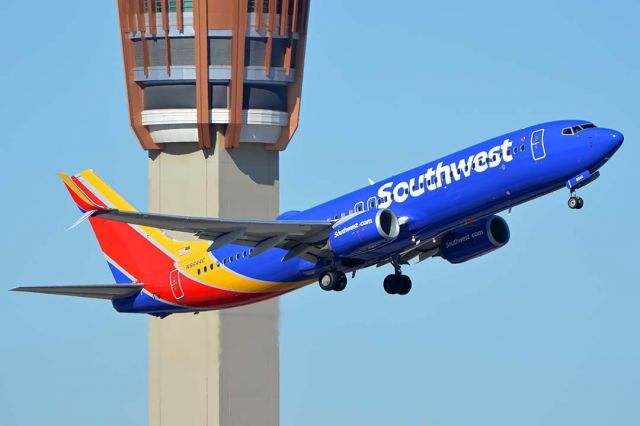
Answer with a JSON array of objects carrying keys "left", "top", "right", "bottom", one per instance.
[
  {"left": 531, "top": 129, "right": 546, "bottom": 160},
  {"left": 170, "top": 269, "right": 184, "bottom": 300}
]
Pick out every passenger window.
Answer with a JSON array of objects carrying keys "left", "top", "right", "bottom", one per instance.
[
  {"left": 222, "top": 259, "right": 227, "bottom": 265},
  {"left": 197, "top": 269, "right": 201, "bottom": 275},
  {"left": 520, "top": 144, "right": 525, "bottom": 151},
  {"left": 210, "top": 263, "right": 214, "bottom": 269}
]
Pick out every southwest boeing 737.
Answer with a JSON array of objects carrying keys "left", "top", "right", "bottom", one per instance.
[{"left": 13, "top": 120, "right": 623, "bottom": 317}]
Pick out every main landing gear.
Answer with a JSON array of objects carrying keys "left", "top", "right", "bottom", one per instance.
[
  {"left": 383, "top": 257, "right": 412, "bottom": 296},
  {"left": 568, "top": 190, "right": 584, "bottom": 210},
  {"left": 319, "top": 270, "right": 347, "bottom": 292}
]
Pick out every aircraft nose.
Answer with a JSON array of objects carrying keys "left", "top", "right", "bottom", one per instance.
[
  {"left": 596, "top": 128, "right": 624, "bottom": 158},
  {"left": 610, "top": 129, "right": 624, "bottom": 149}
]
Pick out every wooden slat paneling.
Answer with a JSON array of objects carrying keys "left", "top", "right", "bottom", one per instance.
[
  {"left": 264, "top": 0, "right": 276, "bottom": 77},
  {"left": 283, "top": 37, "right": 292, "bottom": 76},
  {"left": 148, "top": 0, "right": 158, "bottom": 35},
  {"left": 256, "top": 0, "right": 264, "bottom": 32},
  {"left": 208, "top": 0, "right": 234, "bottom": 29},
  {"left": 137, "top": 0, "right": 146, "bottom": 33},
  {"left": 162, "top": 0, "right": 171, "bottom": 75},
  {"left": 265, "top": 36, "right": 272, "bottom": 76},
  {"left": 299, "top": 0, "right": 308, "bottom": 33},
  {"left": 177, "top": 0, "right": 184, "bottom": 31},
  {"left": 267, "top": 0, "right": 276, "bottom": 33},
  {"left": 225, "top": 0, "right": 248, "bottom": 148},
  {"left": 194, "top": 0, "right": 212, "bottom": 148},
  {"left": 161, "top": 0, "right": 169, "bottom": 32},
  {"left": 279, "top": 0, "right": 289, "bottom": 36},
  {"left": 291, "top": 0, "right": 299, "bottom": 33},
  {"left": 268, "top": 0, "right": 309, "bottom": 151},
  {"left": 116, "top": 0, "right": 161, "bottom": 150}
]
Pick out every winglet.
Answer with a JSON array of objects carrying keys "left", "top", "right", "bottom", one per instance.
[{"left": 58, "top": 172, "right": 105, "bottom": 213}]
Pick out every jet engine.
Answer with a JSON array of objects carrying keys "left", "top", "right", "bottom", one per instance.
[
  {"left": 440, "top": 215, "right": 510, "bottom": 264},
  {"left": 329, "top": 209, "right": 400, "bottom": 257}
]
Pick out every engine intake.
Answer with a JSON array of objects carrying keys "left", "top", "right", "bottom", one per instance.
[
  {"left": 329, "top": 209, "right": 400, "bottom": 256},
  {"left": 440, "top": 215, "right": 510, "bottom": 264}
]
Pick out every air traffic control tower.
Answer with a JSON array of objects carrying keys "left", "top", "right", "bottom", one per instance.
[{"left": 115, "top": 1, "right": 310, "bottom": 425}]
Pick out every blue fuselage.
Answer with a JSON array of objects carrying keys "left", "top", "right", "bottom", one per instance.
[{"left": 213, "top": 120, "right": 623, "bottom": 282}]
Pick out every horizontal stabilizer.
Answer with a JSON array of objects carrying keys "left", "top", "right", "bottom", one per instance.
[{"left": 11, "top": 284, "right": 143, "bottom": 300}]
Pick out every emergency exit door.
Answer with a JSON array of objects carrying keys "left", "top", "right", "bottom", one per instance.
[
  {"left": 531, "top": 129, "right": 546, "bottom": 160},
  {"left": 170, "top": 269, "right": 184, "bottom": 300}
]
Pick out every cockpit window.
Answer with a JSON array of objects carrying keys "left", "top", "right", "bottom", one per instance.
[{"left": 562, "top": 123, "right": 596, "bottom": 135}]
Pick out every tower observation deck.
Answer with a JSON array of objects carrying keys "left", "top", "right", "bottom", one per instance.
[{"left": 117, "top": 0, "right": 310, "bottom": 150}]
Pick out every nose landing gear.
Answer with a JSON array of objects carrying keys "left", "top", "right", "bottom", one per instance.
[
  {"left": 568, "top": 191, "right": 584, "bottom": 210},
  {"left": 566, "top": 170, "right": 599, "bottom": 210}
]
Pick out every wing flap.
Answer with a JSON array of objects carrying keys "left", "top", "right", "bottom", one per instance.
[{"left": 11, "top": 284, "right": 143, "bottom": 300}]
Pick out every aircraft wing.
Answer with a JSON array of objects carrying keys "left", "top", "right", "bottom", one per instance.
[
  {"left": 95, "top": 210, "right": 332, "bottom": 260},
  {"left": 11, "top": 284, "right": 143, "bottom": 300}
]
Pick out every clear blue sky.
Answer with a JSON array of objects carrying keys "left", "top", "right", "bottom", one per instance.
[{"left": 1, "top": 1, "right": 638, "bottom": 425}]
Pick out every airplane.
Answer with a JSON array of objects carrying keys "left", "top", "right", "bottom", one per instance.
[{"left": 13, "top": 120, "right": 623, "bottom": 317}]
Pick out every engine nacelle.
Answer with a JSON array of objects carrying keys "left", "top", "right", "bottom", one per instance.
[
  {"left": 440, "top": 215, "right": 510, "bottom": 264},
  {"left": 329, "top": 209, "right": 400, "bottom": 256}
]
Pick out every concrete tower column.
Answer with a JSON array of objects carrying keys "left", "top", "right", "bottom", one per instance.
[{"left": 148, "top": 136, "right": 280, "bottom": 426}]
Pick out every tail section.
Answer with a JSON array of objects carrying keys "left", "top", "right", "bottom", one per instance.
[
  {"left": 59, "top": 173, "right": 106, "bottom": 212},
  {"left": 59, "top": 170, "right": 191, "bottom": 285}
]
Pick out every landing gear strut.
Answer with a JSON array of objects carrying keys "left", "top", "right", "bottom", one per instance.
[
  {"left": 319, "top": 270, "right": 347, "bottom": 292},
  {"left": 383, "top": 257, "right": 412, "bottom": 295},
  {"left": 568, "top": 190, "right": 584, "bottom": 210}
]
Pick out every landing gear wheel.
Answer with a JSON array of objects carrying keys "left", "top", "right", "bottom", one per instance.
[
  {"left": 568, "top": 196, "right": 580, "bottom": 209},
  {"left": 319, "top": 271, "right": 347, "bottom": 291},
  {"left": 397, "top": 275, "right": 412, "bottom": 295},
  {"left": 576, "top": 197, "right": 584, "bottom": 209},
  {"left": 319, "top": 271, "right": 336, "bottom": 291},
  {"left": 383, "top": 275, "right": 398, "bottom": 295},
  {"left": 333, "top": 272, "right": 347, "bottom": 292}
]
